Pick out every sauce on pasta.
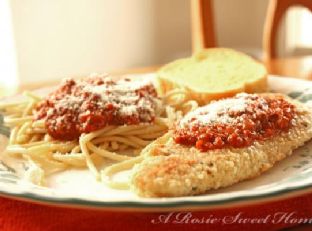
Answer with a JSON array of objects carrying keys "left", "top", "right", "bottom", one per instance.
[
  {"left": 35, "top": 75, "right": 158, "bottom": 141},
  {"left": 173, "top": 93, "right": 296, "bottom": 151}
]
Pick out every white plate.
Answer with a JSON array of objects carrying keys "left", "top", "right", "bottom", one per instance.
[{"left": 0, "top": 74, "right": 312, "bottom": 211}]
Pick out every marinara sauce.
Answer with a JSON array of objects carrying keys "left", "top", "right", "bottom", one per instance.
[
  {"left": 173, "top": 93, "right": 296, "bottom": 151},
  {"left": 35, "top": 75, "right": 158, "bottom": 141}
]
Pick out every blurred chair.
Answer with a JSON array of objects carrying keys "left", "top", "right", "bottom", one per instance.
[
  {"left": 191, "top": 0, "right": 216, "bottom": 53},
  {"left": 263, "top": 0, "right": 312, "bottom": 60}
]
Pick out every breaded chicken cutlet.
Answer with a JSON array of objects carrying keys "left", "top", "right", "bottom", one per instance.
[{"left": 131, "top": 93, "right": 312, "bottom": 197}]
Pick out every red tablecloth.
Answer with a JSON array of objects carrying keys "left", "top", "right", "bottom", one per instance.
[{"left": 1, "top": 192, "right": 312, "bottom": 231}]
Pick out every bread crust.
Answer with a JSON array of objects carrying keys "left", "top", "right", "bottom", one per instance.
[
  {"left": 157, "top": 48, "right": 268, "bottom": 105},
  {"left": 157, "top": 74, "right": 268, "bottom": 105},
  {"left": 131, "top": 95, "right": 312, "bottom": 197}
]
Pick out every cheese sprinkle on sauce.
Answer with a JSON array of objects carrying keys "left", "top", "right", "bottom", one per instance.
[
  {"left": 35, "top": 75, "right": 159, "bottom": 140},
  {"left": 174, "top": 93, "right": 296, "bottom": 151}
]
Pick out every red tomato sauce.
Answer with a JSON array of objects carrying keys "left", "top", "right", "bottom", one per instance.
[
  {"left": 173, "top": 93, "right": 296, "bottom": 151},
  {"left": 35, "top": 75, "right": 158, "bottom": 141}
]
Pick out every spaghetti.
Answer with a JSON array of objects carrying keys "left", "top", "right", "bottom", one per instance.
[{"left": 0, "top": 74, "right": 197, "bottom": 186}]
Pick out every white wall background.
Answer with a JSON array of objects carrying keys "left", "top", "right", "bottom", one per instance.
[
  {"left": 4, "top": 0, "right": 273, "bottom": 85},
  {"left": 0, "top": 0, "right": 18, "bottom": 89},
  {"left": 9, "top": 0, "right": 192, "bottom": 84}
]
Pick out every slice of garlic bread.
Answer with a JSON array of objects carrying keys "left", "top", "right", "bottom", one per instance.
[
  {"left": 157, "top": 48, "right": 267, "bottom": 105},
  {"left": 131, "top": 93, "right": 312, "bottom": 197}
]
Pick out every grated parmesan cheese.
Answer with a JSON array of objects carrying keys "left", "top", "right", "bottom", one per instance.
[
  {"left": 179, "top": 93, "right": 266, "bottom": 128},
  {"left": 34, "top": 74, "right": 161, "bottom": 140}
]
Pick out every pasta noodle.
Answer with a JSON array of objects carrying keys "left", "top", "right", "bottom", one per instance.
[{"left": 0, "top": 79, "right": 197, "bottom": 187}]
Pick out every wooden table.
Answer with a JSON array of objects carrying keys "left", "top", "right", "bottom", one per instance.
[
  {"left": 264, "top": 56, "right": 312, "bottom": 80},
  {"left": 1, "top": 56, "right": 312, "bottom": 98}
]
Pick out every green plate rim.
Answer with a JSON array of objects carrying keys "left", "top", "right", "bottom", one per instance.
[{"left": 0, "top": 180, "right": 311, "bottom": 209}]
